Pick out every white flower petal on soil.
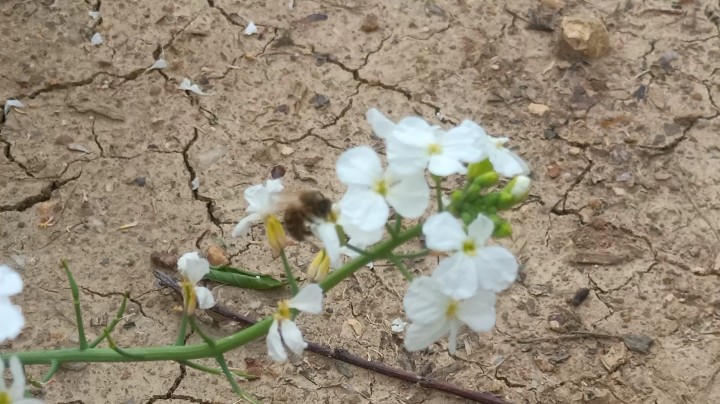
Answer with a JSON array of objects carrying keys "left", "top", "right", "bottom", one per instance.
[
  {"left": 91, "top": 32, "right": 103, "bottom": 46},
  {"left": 178, "top": 78, "right": 209, "bottom": 95},
  {"left": 89, "top": 10, "right": 101, "bottom": 20},
  {"left": 244, "top": 21, "right": 258, "bottom": 35},
  {"left": 390, "top": 318, "right": 407, "bottom": 333},
  {"left": 148, "top": 58, "right": 168, "bottom": 70},
  {"left": 190, "top": 177, "right": 200, "bottom": 191},
  {"left": 4, "top": 99, "right": 24, "bottom": 117}
]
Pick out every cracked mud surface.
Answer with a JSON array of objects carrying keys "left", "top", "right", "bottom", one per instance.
[{"left": 2, "top": 0, "right": 720, "bottom": 403}]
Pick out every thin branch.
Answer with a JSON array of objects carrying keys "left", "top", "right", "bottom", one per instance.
[{"left": 155, "top": 269, "right": 510, "bottom": 404}]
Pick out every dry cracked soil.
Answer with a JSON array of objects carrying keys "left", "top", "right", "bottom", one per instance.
[{"left": 2, "top": 0, "right": 720, "bottom": 403}]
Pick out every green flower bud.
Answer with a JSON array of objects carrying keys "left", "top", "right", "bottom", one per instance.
[
  {"left": 495, "top": 192, "right": 515, "bottom": 210},
  {"left": 472, "top": 171, "right": 499, "bottom": 188},
  {"left": 467, "top": 159, "right": 494, "bottom": 179},
  {"left": 492, "top": 221, "right": 512, "bottom": 238}
]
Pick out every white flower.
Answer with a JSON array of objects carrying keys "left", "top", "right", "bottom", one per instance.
[
  {"left": 0, "top": 265, "right": 24, "bottom": 343},
  {"left": 423, "top": 212, "right": 518, "bottom": 299},
  {"left": 91, "top": 32, "right": 103, "bottom": 46},
  {"left": 177, "top": 252, "right": 215, "bottom": 309},
  {"left": 509, "top": 175, "right": 531, "bottom": 200},
  {"left": 178, "top": 78, "right": 209, "bottom": 95},
  {"left": 312, "top": 204, "right": 383, "bottom": 267},
  {"left": 366, "top": 110, "right": 484, "bottom": 176},
  {"left": 231, "top": 179, "right": 284, "bottom": 237},
  {"left": 461, "top": 120, "right": 529, "bottom": 177},
  {"left": 267, "top": 284, "right": 323, "bottom": 362},
  {"left": 403, "top": 276, "right": 496, "bottom": 354},
  {"left": 244, "top": 22, "right": 258, "bottom": 35},
  {"left": 336, "top": 146, "right": 429, "bottom": 232},
  {"left": 4, "top": 99, "right": 24, "bottom": 118},
  {"left": 0, "top": 356, "right": 44, "bottom": 404}
]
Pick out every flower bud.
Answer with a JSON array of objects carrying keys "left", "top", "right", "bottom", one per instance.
[
  {"left": 472, "top": 171, "right": 499, "bottom": 188},
  {"left": 308, "top": 250, "right": 331, "bottom": 282},
  {"left": 264, "top": 215, "right": 287, "bottom": 253},
  {"left": 507, "top": 175, "right": 531, "bottom": 201},
  {"left": 492, "top": 220, "right": 512, "bottom": 238},
  {"left": 467, "top": 159, "right": 494, "bottom": 179}
]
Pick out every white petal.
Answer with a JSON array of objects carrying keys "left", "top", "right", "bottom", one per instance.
[
  {"left": 385, "top": 132, "right": 429, "bottom": 175},
  {"left": 243, "top": 21, "right": 258, "bottom": 35},
  {"left": 385, "top": 171, "right": 429, "bottom": 219},
  {"left": 231, "top": 212, "right": 263, "bottom": 237},
  {"left": 457, "top": 290, "right": 496, "bottom": 331},
  {"left": 91, "top": 32, "right": 103, "bottom": 46},
  {"left": 149, "top": 58, "right": 168, "bottom": 70},
  {"left": 427, "top": 154, "right": 467, "bottom": 176},
  {"left": 89, "top": 10, "right": 101, "bottom": 20},
  {"left": 194, "top": 286, "right": 216, "bottom": 309},
  {"left": 489, "top": 147, "right": 530, "bottom": 177},
  {"left": 266, "top": 320, "right": 287, "bottom": 362},
  {"left": 432, "top": 254, "right": 480, "bottom": 300},
  {"left": 474, "top": 246, "right": 518, "bottom": 292},
  {"left": 4, "top": 99, "right": 24, "bottom": 117},
  {"left": 0, "top": 303, "right": 24, "bottom": 343},
  {"left": 341, "top": 220, "right": 383, "bottom": 249},
  {"left": 314, "top": 222, "right": 341, "bottom": 266},
  {"left": 0, "top": 265, "right": 23, "bottom": 297},
  {"left": 177, "top": 252, "right": 210, "bottom": 283},
  {"left": 365, "top": 108, "right": 396, "bottom": 139},
  {"left": 289, "top": 284, "right": 323, "bottom": 314},
  {"left": 0, "top": 355, "right": 4, "bottom": 392},
  {"left": 396, "top": 116, "right": 435, "bottom": 132},
  {"left": 339, "top": 188, "right": 389, "bottom": 231},
  {"left": 280, "top": 319, "right": 308, "bottom": 356},
  {"left": 467, "top": 214, "right": 495, "bottom": 246},
  {"left": 9, "top": 356, "right": 26, "bottom": 400},
  {"left": 190, "top": 177, "right": 200, "bottom": 190},
  {"left": 447, "top": 319, "right": 460, "bottom": 354},
  {"left": 440, "top": 125, "right": 485, "bottom": 163},
  {"left": 403, "top": 277, "right": 451, "bottom": 325},
  {"left": 404, "top": 320, "right": 450, "bottom": 352},
  {"left": 390, "top": 318, "right": 407, "bottom": 333},
  {"left": 422, "top": 212, "right": 466, "bottom": 252},
  {"left": 178, "top": 78, "right": 208, "bottom": 95},
  {"left": 510, "top": 175, "right": 531, "bottom": 199},
  {"left": 336, "top": 146, "right": 383, "bottom": 187},
  {"left": 244, "top": 179, "right": 283, "bottom": 213}
]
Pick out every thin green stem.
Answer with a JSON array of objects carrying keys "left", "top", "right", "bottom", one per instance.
[
  {"left": 344, "top": 244, "right": 371, "bottom": 257},
  {"left": 189, "top": 317, "right": 216, "bottom": 347},
  {"left": 433, "top": 175, "right": 444, "bottom": 211},
  {"left": 387, "top": 255, "right": 413, "bottom": 281},
  {"left": 216, "top": 354, "right": 259, "bottom": 404},
  {"left": 89, "top": 294, "right": 128, "bottom": 348},
  {"left": 394, "top": 214, "right": 403, "bottom": 235},
  {"left": 41, "top": 360, "right": 60, "bottom": 384},
  {"left": 107, "top": 334, "right": 146, "bottom": 360},
  {"left": 176, "top": 308, "right": 189, "bottom": 346},
  {"left": 62, "top": 260, "right": 88, "bottom": 350},
  {"left": 178, "top": 360, "right": 256, "bottom": 380},
  {"left": 280, "top": 249, "right": 299, "bottom": 295},
  {"left": 393, "top": 249, "right": 430, "bottom": 260}
]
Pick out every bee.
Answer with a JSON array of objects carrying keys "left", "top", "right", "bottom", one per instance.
[{"left": 279, "top": 191, "right": 333, "bottom": 241}]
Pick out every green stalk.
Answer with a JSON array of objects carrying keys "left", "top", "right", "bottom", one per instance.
[
  {"left": 280, "top": 249, "right": 298, "bottom": 295},
  {"left": 433, "top": 175, "right": 444, "bottom": 211},
  {"left": 62, "top": 261, "right": 88, "bottom": 350},
  {"left": 387, "top": 255, "right": 413, "bottom": 281},
  {"left": 89, "top": 294, "right": 128, "bottom": 348},
  {"left": 179, "top": 360, "right": 256, "bottom": 380},
  {"left": 216, "top": 354, "right": 259, "bottom": 403}
]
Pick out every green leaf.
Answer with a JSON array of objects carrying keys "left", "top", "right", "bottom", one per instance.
[{"left": 206, "top": 266, "right": 283, "bottom": 289}]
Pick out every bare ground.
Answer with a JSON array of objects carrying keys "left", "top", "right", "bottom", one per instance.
[{"left": 2, "top": 0, "right": 720, "bottom": 403}]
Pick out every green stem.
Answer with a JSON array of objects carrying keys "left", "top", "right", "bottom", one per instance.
[
  {"left": 344, "top": 244, "right": 371, "bottom": 257},
  {"left": 394, "top": 214, "right": 403, "bottom": 235},
  {"left": 280, "top": 249, "right": 299, "bottom": 295},
  {"left": 216, "top": 354, "right": 259, "bottom": 404},
  {"left": 62, "top": 261, "right": 88, "bottom": 350},
  {"left": 433, "top": 175, "right": 444, "bottom": 211},
  {"left": 178, "top": 360, "right": 256, "bottom": 380},
  {"left": 41, "top": 360, "right": 60, "bottom": 384},
  {"left": 385, "top": 222, "right": 398, "bottom": 239},
  {"left": 89, "top": 294, "right": 128, "bottom": 348},
  {"left": 189, "top": 317, "right": 216, "bottom": 347},
  {"left": 387, "top": 255, "right": 413, "bottom": 281}
]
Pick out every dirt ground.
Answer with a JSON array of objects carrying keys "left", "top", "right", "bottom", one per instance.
[{"left": 2, "top": 0, "right": 720, "bottom": 403}]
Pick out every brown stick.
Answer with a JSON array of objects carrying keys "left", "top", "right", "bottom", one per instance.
[{"left": 154, "top": 269, "right": 511, "bottom": 404}]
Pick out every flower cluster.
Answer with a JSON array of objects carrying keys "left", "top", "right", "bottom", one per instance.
[{"left": 232, "top": 109, "right": 530, "bottom": 358}]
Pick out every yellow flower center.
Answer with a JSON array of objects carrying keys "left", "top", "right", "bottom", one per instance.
[
  {"left": 308, "top": 250, "right": 331, "bottom": 282},
  {"left": 274, "top": 300, "right": 292, "bottom": 321},
  {"left": 180, "top": 278, "right": 197, "bottom": 315},
  {"left": 0, "top": 392, "right": 11, "bottom": 404},
  {"left": 264, "top": 215, "right": 287, "bottom": 253},
  {"left": 427, "top": 143, "right": 442, "bottom": 155},
  {"left": 446, "top": 300, "right": 459, "bottom": 319},
  {"left": 462, "top": 239, "right": 476, "bottom": 256},
  {"left": 374, "top": 179, "right": 388, "bottom": 196}
]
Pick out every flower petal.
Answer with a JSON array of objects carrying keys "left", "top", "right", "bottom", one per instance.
[
  {"left": 0, "top": 303, "right": 24, "bottom": 343},
  {"left": 194, "top": 286, "right": 216, "bottom": 309},
  {"left": 231, "top": 212, "right": 263, "bottom": 237},
  {"left": 432, "top": 254, "right": 480, "bottom": 300},
  {"left": 177, "top": 252, "right": 210, "bottom": 284},
  {"left": 386, "top": 133, "right": 429, "bottom": 175},
  {"left": 366, "top": 108, "right": 396, "bottom": 139},
  {"left": 440, "top": 125, "right": 485, "bottom": 163},
  {"left": 422, "top": 212, "right": 467, "bottom": 252},
  {"left": 341, "top": 219, "right": 383, "bottom": 248},
  {"left": 0, "top": 265, "right": 23, "bottom": 297},
  {"left": 244, "top": 180, "right": 283, "bottom": 213},
  {"left": 9, "top": 356, "right": 26, "bottom": 400},
  {"left": 474, "top": 246, "right": 519, "bottom": 292},
  {"left": 280, "top": 319, "right": 308, "bottom": 356},
  {"left": 336, "top": 146, "right": 383, "bottom": 187},
  {"left": 403, "top": 277, "right": 451, "bottom": 324},
  {"left": 289, "top": 284, "right": 323, "bottom": 314},
  {"left": 340, "top": 188, "right": 389, "bottom": 231},
  {"left": 457, "top": 290, "right": 496, "bottom": 332},
  {"left": 427, "top": 154, "right": 467, "bottom": 176},
  {"left": 266, "top": 319, "right": 287, "bottom": 362},
  {"left": 314, "top": 222, "right": 341, "bottom": 266},
  {"left": 489, "top": 147, "right": 530, "bottom": 177},
  {"left": 385, "top": 171, "right": 429, "bottom": 219},
  {"left": 404, "top": 319, "right": 450, "bottom": 352},
  {"left": 467, "top": 214, "right": 495, "bottom": 246}
]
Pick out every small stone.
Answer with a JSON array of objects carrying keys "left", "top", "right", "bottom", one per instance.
[
  {"left": 713, "top": 252, "right": 720, "bottom": 272},
  {"left": 150, "top": 252, "right": 178, "bottom": 270},
  {"left": 489, "top": 64, "right": 500, "bottom": 71},
  {"left": 360, "top": 14, "right": 379, "bottom": 32},
  {"left": 206, "top": 245, "right": 229, "bottom": 266},
  {"left": 559, "top": 15, "right": 610, "bottom": 59},
  {"left": 691, "top": 266, "right": 709, "bottom": 275},
  {"left": 132, "top": 177, "right": 146, "bottom": 187},
  {"left": 546, "top": 162, "right": 562, "bottom": 178},
  {"left": 623, "top": 333, "right": 654, "bottom": 354},
  {"left": 99, "top": 257, "right": 110, "bottom": 266},
  {"left": 654, "top": 172, "right": 672, "bottom": 181},
  {"left": 528, "top": 103, "right": 550, "bottom": 116},
  {"left": 544, "top": 128, "right": 558, "bottom": 139},
  {"left": 247, "top": 300, "right": 262, "bottom": 310},
  {"left": 280, "top": 146, "right": 294, "bottom": 156},
  {"left": 600, "top": 342, "right": 627, "bottom": 372},
  {"left": 310, "top": 93, "right": 330, "bottom": 109},
  {"left": 270, "top": 165, "right": 286, "bottom": 179},
  {"left": 612, "top": 187, "right": 627, "bottom": 196},
  {"left": 275, "top": 104, "right": 289, "bottom": 114},
  {"left": 664, "top": 293, "right": 675, "bottom": 302},
  {"left": 569, "top": 287, "right": 590, "bottom": 306}
]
